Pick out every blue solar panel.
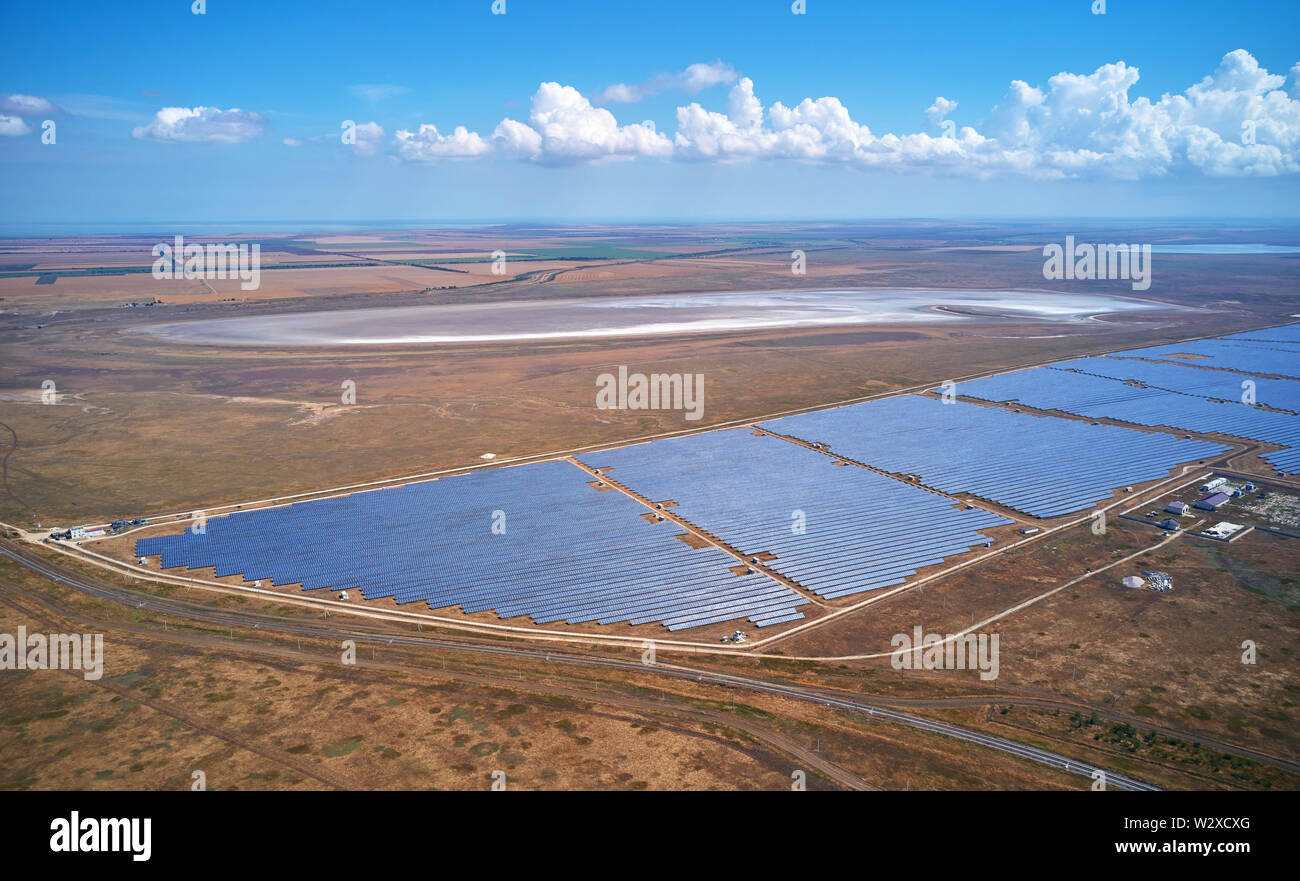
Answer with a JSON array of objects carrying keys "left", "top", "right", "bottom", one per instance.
[
  {"left": 1220, "top": 324, "right": 1300, "bottom": 345},
  {"left": 1115, "top": 337, "right": 1300, "bottom": 379},
  {"left": 763, "top": 396, "right": 1228, "bottom": 517},
  {"left": 1060, "top": 356, "right": 1300, "bottom": 413},
  {"left": 580, "top": 429, "right": 1011, "bottom": 599},
  {"left": 956, "top": 365, "right": 1300, "bottom": 474},
  {"left": 136, "top": 460, "right": 807, "bottom": 631}
]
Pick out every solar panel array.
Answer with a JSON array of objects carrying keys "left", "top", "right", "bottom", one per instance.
[
  {"left": 957, "top": 365, "right": 1300, "bottom": 474},
  {"left": 136, "top": 460, "right": 808, "bottom": 631},
  {"left": 135, "top": 326, "right": 1292, "bottom": 629},
  {"left": 1221, "top": 324, "right": 1300, "bottom": 345},
  {"left": 578, "top": 430, "right": 1010, "bottom": 600},
  {"left": 763, "top": 395, "right": 1228, "bottom": 517},
  {"left": 1060, "top": 356, "right": 1300, "bottom": 413},
  {"left": 1117, "top": 338, "right": 1300, "bottom": 379}
]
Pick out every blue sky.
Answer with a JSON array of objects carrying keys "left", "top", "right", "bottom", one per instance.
[{"left": 2, "top": 0, "right": 1298, "bottom": 226}]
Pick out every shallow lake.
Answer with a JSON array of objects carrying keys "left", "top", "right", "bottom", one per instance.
[{"left": 135, "top": 288, "right": 1175, "bottom": 346}]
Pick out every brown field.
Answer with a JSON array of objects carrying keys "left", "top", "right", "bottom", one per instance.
[{"left": 0, "top": 552, "right": 1118, "bottom": 791}]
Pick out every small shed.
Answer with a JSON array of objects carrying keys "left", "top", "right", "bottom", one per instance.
[
  {"left": 1165, "top": 501, "right": 1187, "bottom": 515},
  {"left": 1158, "top": 518, "right": 1181, "bottom": 531}
]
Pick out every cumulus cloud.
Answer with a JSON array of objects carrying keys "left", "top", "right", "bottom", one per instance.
[
  {"left": 0, "top": 114, "right": 31, "bottom": 136},
  {"left": 925, "top": 96, "right": 958, "bottom": 125},
  {"left": 592, "top": 61, "right": 738, "bottom": 104},
  {"left": 979, "top": 50, "right": 1300, "bottom": 177},
  {"left": 394, "top": 123, "right": 492, "bottom": 160},
  {"left": 389, "top": 50, "right": 1300, "bottom": 177},
  {"left": 396, "top": 82, "right": 671, "bottom": 164},
  {"left": 349, "top": 120, "right": 385, "bottom": 155},
  {"left": 1, "top": 94, "right": 62, "bottom": 115},
  {"left": 283, "top": 137, "right": 304, "bottom": 147},
  {"left": 514, "top": 82, "right": 672, "bottom": 163},
  {"left": 132, "top": 106, "right": 267, "bottom": 143}
]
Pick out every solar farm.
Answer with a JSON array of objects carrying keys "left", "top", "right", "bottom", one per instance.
[
  {"left": 955, "top": 324, "right": 1300, "bottom": 475},
  {"left": 126, "top": 329, "right": 1293, "bottom": 635},
  {"left": 577, "top": 430, "right": 1013, "bottom": 599},
  {"left": 137, "top": 460, "right": 810, "bottom": 632},
  {"left": 1112, "top": 338, "right": 1300, "bottom": 380},
  {"left": 762, "top": 395, "right": 1228, "bottom": 518}
]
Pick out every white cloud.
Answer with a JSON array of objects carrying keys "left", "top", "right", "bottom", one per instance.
[
  {"left": 394, "top": 123, "right": 492, "bottom": 160},
  {"left": 351, "top": 120, "right": 385, "bottom": 155},
  {"left": 397, "top": 82, "right": 672, "bottom": 164},
  {"left": 1, "top": 94, "right": 62, "bottom": 115},
  {"left": 979, "top": 50, "right": 1300, "bottom": 178},
  {"left": 283, "top": 137, "right": 304, "bottom": 147},
  {"left": 132, "top": 106, "right": 267, "bottom": 143},
  {"left": 592, "top": 61, "right": 738, "bottom": 104},
  {"left": 389, "top": 50, "right": 1300, "bottom": 177},
  {"left": 925, "top": 96, "right": 958, "bottom": 125},
  {"left": 491, "top": 117, "right": 544, "bottom": 159},
  {"left": 517, "top": 82, "right": 672, "bottom": 163},
  {"left": 675, "top": 78, "right": 881, "bottom": 163},
  {"left": 0, "top": 114, "right": 31, "bottom": 136}
]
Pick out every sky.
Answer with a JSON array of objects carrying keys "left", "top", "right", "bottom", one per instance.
[{"left": 1, "top": 0, "right": 1299, "bottom": 228}]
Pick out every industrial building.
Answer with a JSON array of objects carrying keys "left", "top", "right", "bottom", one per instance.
[
  {"left": 1196, "top": 492, "right": 1230, "bottom": 511},
  {"left": 1203, "top": 522, "right": 1245, "bottom": 540},
  {"left": 1165, "top": 500, "right": 1188, "bottom": 515}
]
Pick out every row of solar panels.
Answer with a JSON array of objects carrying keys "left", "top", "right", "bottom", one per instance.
[
  {"left": 952, "top": 324, "right": 1300, "bottom": 474},
  {"left": 138, "top": 460, "right": 809, "bottom": 632},
  {"left": 1221, "top": 326, "right": 1300, "bottom": 345},
  {"left": 1060, "top": 356, "right": 1300, "bottom": 413},
  {"left": 578, "top": 430, "right": 1012, "bottom": 599},
  {"left": 761, "top": 395, "right": 1228, "bottom": 518},
  {"left": 1113, "top": 337, "right": 1300, "bottom": 380}
]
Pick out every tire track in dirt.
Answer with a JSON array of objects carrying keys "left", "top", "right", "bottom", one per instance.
[{"left": 0, "top": 422, "right": 32, "bottom": 513}]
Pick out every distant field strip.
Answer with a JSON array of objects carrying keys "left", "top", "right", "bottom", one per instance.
[
  {"left": 763, "top": 395, "right": 1228, "bottom": 517},
  {"left": 578, "top": 431, "right": 1011, "bottom": 600},
  {"left": 137, "top": 460, "right": 808, "bottom": 632}
]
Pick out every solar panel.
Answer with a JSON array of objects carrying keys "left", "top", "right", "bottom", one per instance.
[
  {"left": 956, "top": 366, "right": 1300, "bottom": 474},
  {"left": 763, "top": 396, "right": 1229, "bottom": 516},
  {"left": 1220, "top": 324, "right": 1300, "bottom": 345},
  {"left": 578, "top": 430, "right": 1011, "bottom": 599},
  {"left": 1115, "top": 337, "right": 1300, "bottom": 379},
  {"left": 1061, "top": 356, "right": 1300, "bottom": 413},
  {"left": 136, "top": 459, "right": 807, "bottom": 631}
]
